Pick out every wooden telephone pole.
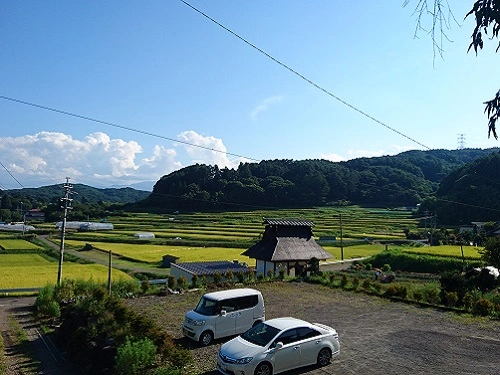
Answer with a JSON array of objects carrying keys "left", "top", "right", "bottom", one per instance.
[{"left": 57, "top": 178, "right": 73, "bottom": 286}]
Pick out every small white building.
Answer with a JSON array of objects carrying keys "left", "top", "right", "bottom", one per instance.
[{"left": 134, "top": 232, "right": 155, "bottom": 239}]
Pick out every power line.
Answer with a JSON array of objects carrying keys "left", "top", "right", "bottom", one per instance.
[
  {"left": 0, "top": 160, "right": 24, "bottom": 188},
  {"left": 0, "top": 95, "right": 261, "bottom": 163},
  {"left": 180, "top": 0, "right": 431, "bottom": 151}
]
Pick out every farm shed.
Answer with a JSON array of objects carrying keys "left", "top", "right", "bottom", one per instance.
[
  {"left": 170, "top": 260, "right": 251, "bottom": 284},
  {"left": 242, "top": 218, "right": 332, "bottom": 277},
  {"left": 134, "top": 232, "right": 155, "bottom": 239}
]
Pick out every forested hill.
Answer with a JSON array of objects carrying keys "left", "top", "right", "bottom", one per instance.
[
  {"left": 3, "top": 184, "right": 150, "bottom": 206},
  {"left": 134, "top": 148, "right": 500, "bottom": 212},
  {"left": 420, "top": 152, "right": 500, "bottom": 224}
]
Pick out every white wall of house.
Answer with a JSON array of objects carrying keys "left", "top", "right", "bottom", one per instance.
[{"left": 170, "top": 264, "right": 193, "bottom": 283}]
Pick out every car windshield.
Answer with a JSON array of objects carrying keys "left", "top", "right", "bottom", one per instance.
[
  {"left": 240, "top": 322, "right": 280, "bottom": 347},
  {"left": 194, "top": 297, "right": 219, "bottom": 316}
]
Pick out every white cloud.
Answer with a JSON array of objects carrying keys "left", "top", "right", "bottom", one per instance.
[
  {"left": 0, "top": 131, "right": 183, "bottom": 189},
  {"left": 346, "top": 145, "right": 413, "bottom": 159},
  {"left": 320, "top": 145, "right": 414, "bottom": 162},
  {"left": 177, "top": 130, "right": 249, "bottom": 169},
  {"left": 320, "top": 153, "right": 346, "bottom": 162},
  {"left": 250, "top": 96, "right": 284, "bottom": 120}
]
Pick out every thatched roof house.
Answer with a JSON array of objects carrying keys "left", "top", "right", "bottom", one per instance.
[{"left": 243, "top": 218, "right": 332, "bottom": 277}]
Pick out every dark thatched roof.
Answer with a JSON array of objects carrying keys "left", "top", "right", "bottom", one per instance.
[{"left": 242, "top": 219, "right": 332, "bottom": 262}]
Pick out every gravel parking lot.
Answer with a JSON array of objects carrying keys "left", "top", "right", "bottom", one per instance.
[
  {"left": 3, "top": 282, "right": 500, "bottom": 375},
  {"left": 125, "top": 282, "right": 500, "bottom": 375}
]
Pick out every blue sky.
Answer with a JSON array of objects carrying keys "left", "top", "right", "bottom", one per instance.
[{"left": 1, "top": 0, "right": 499, "bottom": 190}]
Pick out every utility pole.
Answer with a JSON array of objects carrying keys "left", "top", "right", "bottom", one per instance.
[
  {"left": 57, "top": 177, "right": 73, "bottom": 286},
  {"left": 339, "top": 213, "right": 344, "bottom": 261}
]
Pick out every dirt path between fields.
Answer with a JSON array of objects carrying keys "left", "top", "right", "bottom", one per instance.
[
  {"left": 125, "top": 282, "right": 500, "bottom": 375},
  {"left": 0, "top": 297, "right": 84, "bottom": 375}
]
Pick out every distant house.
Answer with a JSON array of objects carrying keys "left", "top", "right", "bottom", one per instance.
[
  {"left": 170, "top": 260, "right": 250, "bottom": 284},
  {"left": 242, "top": 218, "right": 333, "bottom": 277},
  {"left": 24, "top": 208, "right": 45, "bottom": 221}
]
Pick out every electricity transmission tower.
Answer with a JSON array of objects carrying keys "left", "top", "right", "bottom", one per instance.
[
  {"left": 457, "top": 134, "right": 466, "bottom": 150},
  {"left": 57, "top": 177, "right": 74, "bottom": 285}
]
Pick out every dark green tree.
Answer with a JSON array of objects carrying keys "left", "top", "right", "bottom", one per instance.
[{"left": 479, "top": 236, "right": 500, "bottom": 268}]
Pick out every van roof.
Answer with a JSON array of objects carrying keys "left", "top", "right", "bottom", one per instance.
[{"left": 203, "top": 288, "right": 261, "bottom": 301}]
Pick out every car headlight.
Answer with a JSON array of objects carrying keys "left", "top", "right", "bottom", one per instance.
[
  {"left": 193, "top": 320, "right": 206, "bottom": 326},
  {"left": 234, "top": 357, "right": 253, "bottom": 365}
]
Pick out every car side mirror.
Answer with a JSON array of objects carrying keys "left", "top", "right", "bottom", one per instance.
[
  {"left": 220, "top": 310, "right": 227, "bottom": 316},
  {"left": 275, "top": 342, "right": 284, "bottom": 350}
]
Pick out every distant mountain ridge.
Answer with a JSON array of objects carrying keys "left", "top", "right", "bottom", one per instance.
[{"left": 4, "top": 184, "right": 150, "bottom": 205}]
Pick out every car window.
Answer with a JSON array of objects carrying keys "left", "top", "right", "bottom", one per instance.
[
  {"left": 194, "top": 297, "right": 219, "bottom": 315},
  {"left": 241, "top": 322, "right": 280, "bottom": 346},
  {"left": 273, "top": 328, "right": 299, "bottom": 346},
  {"left": 220, "top": 299, "right": 236, "bottom": 312},
  {"left": 296, "top": 327, "right": 321, "bottom": 340}
]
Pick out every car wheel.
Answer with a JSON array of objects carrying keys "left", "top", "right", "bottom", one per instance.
[
  {"left": 199, "top": 331, "right": 213, "bottom": 346},
  {"left": 317, "top": 347, "right": 332, "bottom": 366},
  {"left": 254, "top": 362, "right": 273, "bottom": 375}
]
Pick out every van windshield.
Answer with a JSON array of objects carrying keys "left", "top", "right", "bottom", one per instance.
[{"left": 194, "top": 297, "right": 219, "bottom": 316}]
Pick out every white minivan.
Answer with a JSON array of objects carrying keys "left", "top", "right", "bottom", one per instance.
[{"left": 182, "top": 288, "right": 265, "bottom": 346}]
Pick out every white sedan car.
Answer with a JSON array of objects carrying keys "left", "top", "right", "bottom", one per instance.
[{"left": 217, "top": 317, "right": 340, "bottom": 375}]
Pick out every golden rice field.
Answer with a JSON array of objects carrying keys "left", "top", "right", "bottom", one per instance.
[
  {"left": 0, "top": 239, "right": 44, "bottom": 251},
  {"left": 62, "top": 239, "right": 254, "bottom": 264},
  {"left": 0, "top": 254, "right": 133, "bottom": 289},
  {"left": 402, "top": 244, "right": 482, "bottom": 259}
]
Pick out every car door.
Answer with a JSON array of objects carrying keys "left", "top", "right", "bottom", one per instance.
[
  {"left": 271, "top": 328, "right": 303, "bottom": 373},
  {"left": 234, "top": 295, "right": 257, "bottom": 334},
  {"left": 215, "top": 298, "right": 237, "bottom": 338},
  {"left": 295, "top": 327, "right": 323, "bottom": 365}
]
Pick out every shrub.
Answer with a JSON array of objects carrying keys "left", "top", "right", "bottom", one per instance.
[
  {"left": 340, "top": 274, "right": 348, "bottom": 288},
  {"left": 213, "top": 272, "right": 222, "bottom": 285},
  {"left": 176, "top": 276, "right": 188, "bottom": 291},
  {"left": 472, "top": 298, "right": 494, "bottom": 316},
  {"left": 267, "top": 269, "right": 274, "bottom": 279},
  {"left": 141, "top": 280, "right": 150, "bottom": 294},
  {"left": 329, "top": 274, "right": 335, "bottom": 284},
  {"left": 463, "top": 292, "right": 475, "bottom": 311},
  {"left": 365, "top": 263, "right": 373, "bottom": 271},
  {"left": 385, "top": 285, "right": 398, "bottom": 297},
  {"left": 412, "top": 290, "right": 423, "bottom": 302},
  {"left": 422, "top": 286, "right": 441, "bottom": 305},
  {"left": 381, "top": 263, "right": 391, "bottom": 272},
  {"left": 35, "top": 284, "right": 61, "bottom": 320},
  {"left": 236, "top": 271, "right": 245, "bottom": 283},
  {"left": 190, "top": 274, "right": 199, "bottom": 288},
  {"left": 225, "top": 269, "right": 234, "bottom": 283},
  {"left": 278, "top": 269, "right": 285, "bottom": 280},
  {"left": 167, "top": 276, "right": 175, "bottom": 289},
  {"left": 444, "top": 291, "right": 459, "bottom": 307},
  {"left": 115, "top": 337, "right": 157, "bottom": 375},
  {"left": 395, "top": 285, "right": 408, "bottom": 299},
  {"left": 361, "top": 279, "right": 371, "bottom": 291},
  {"left": 352, "top": 277, "right": 360, "bottom": 290}
]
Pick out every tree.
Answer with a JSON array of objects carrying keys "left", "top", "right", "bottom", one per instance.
[
  {"left": 479, "top": 236, "right": 500, "bottom": 268},
  {"left": 405, "top": 1, "right": 499, "bottom": 137}
]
